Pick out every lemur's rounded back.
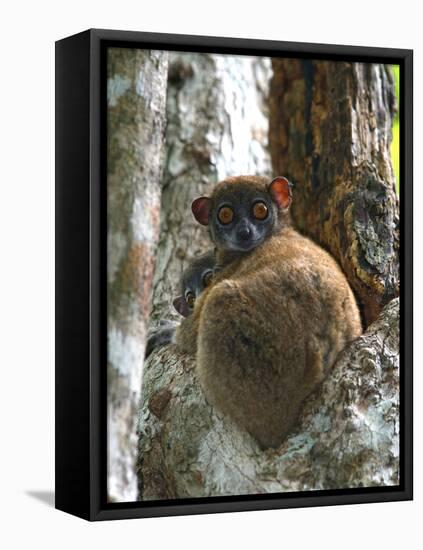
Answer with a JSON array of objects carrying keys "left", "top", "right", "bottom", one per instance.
[{"left": 175, "top": 175, "right": 362, "bottom": 448}]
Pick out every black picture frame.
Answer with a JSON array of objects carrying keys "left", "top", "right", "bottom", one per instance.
[{"left": 55, "top": 28, "right": 413, "bottom": 521}]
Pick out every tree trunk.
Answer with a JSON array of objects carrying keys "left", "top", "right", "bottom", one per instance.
[
  {"left": 107, "top": 48, "right": 168, "bottom": 501},
  {"left": 269, "top": 60, "right": 399, "bottom": 327},
  {"left": 136, "top": 58, "right": 400, "bottom": 500}
]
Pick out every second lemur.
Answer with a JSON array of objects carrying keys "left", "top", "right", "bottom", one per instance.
[
  {"left": 176, "top": 175, "right": 362, "bottom": 449},
  {"left": 145, "top": 250, "right": 215, "bottom": 358},
  {"left": 173, "top": 250, "right": 215, "bottom": 318}
]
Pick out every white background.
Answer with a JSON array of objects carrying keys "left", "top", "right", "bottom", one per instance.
[{"left": 0, "top": 0, "right": 420, "bottom": 548}]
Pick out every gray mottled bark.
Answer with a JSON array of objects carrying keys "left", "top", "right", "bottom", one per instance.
[{"left": 107, "top": 48, "right": 168, "bottom": 502}]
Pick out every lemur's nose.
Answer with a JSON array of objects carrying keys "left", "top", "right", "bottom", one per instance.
[{"left": 237, "top": 224, "right": 251, "bottom": 241}]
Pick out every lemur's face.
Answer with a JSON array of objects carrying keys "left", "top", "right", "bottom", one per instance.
[
  {"left": 191, "top": 176, "right": 292, "bottom": 253},
  {"left": 173, "top": 252, "right": 215, "bottom": 317},
  {"left": 209, "top": 187, "right": 276, "bottom": 252}
]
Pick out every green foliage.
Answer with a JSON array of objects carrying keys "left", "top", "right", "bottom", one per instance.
[{"left": 391, "top": 65, "right": 400, "bottom": 192}]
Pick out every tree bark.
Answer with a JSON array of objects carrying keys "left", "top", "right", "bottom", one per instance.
[
  {"left": 269, "top": 60, "right": 399, "bottom": 327},
  {"left": 136, "top": 58, "right": 400, "bottom": 500},
  {"left": 107, "top": 48, "right": 168, "bottom": 501}
]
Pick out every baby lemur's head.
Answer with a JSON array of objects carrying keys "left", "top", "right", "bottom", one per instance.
[
  {"left": 173, "top": 250, "right": 215, "bottom": 317},
  {"left": 191, "top": 176, "right": 292, "bottom": 253}
]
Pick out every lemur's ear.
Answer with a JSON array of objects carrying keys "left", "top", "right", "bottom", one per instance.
[
  {"left": 173, "top": 296, "right": 190, "bottom": 318},
  {"left": 191, "top": 197, "right": 212, "bottom": 225},
  {"left": 268, "top": 177, "right": 292, "bottom": 210}
]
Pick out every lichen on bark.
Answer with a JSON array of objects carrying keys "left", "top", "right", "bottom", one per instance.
[{"left": 107, "top": 48, "right": 168, "bottom": 502}]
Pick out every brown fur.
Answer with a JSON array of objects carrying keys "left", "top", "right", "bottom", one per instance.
[{"left": 176, "top": 176, "right": 362, "bottom": 448}]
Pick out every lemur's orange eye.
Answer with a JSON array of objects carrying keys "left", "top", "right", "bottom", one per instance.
[
  {"left": 218, "top": 206, "right": 234, "bottom": 225},
  {"left": 252, "top": 201, "right": 268, "bottom": 220},
  {"left": 186, "top": 292, "right": 195, "bottom": 308},
  {"left": 203, "top": 271, "right": 213, "bottom": 287}
]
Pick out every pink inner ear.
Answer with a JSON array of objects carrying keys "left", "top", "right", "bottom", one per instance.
[
  {"left": 191, "top": 197, "right": 211, "bottom": 225},
  {"left": 269, "top": 177, "right": 292, "bottom": 209}
]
